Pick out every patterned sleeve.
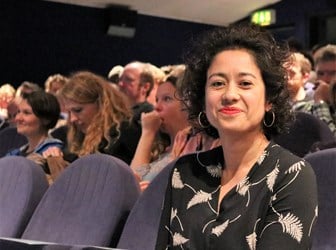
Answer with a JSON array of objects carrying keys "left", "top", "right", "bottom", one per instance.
[
  {"left": 312, "top": 102, "right": 336, "bottom": 135},
  {"left": 257, "top": 159, "right": 318, "bottom": 249}
]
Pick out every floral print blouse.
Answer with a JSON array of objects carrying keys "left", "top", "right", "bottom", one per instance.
[{"left": 155, "top": 142, "right": 318, "bottom": 250}]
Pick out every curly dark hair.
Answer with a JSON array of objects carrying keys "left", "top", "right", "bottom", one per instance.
[{"left": 179, "top": 23, "right": 293, "bottom": 139}]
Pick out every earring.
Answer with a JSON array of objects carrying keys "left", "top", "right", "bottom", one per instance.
[
  {"left": 263, "top": 110, "right": 275, "bottom": 127},
  {"left": 198, "top": 111, "right": 210, "bottom": 128}
]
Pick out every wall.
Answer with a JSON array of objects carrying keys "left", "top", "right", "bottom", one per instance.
[
  {"left": 1, "top": 0, "right": 335, "bottom": 87},
  {"left": 256, "top": 0, "right": 336, "bottom": 48},
  {"left": 0, "top": 0, "right": 215, "bottom": 87}
]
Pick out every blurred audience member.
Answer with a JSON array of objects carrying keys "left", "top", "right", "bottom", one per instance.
[
  {"left": 45, "top": 71, "right": 141, "bottom": 166},
  {"left": 0, "top": 83, "right": 16, "bottom": 120},
  {"left": 15, "top": 81, "right": 42, "bottom": 97},
  {"left": 44, "top": 73, "right": 69, "bottom": 131},
  {"left": 286, "top": 52, "right": 313, "bottom": 110},
  {"left": 146, "top": 63, "right": 166, "bottom": 106},
  {"left": 297, "top": 44, "right": 336, "bottom": 135},
  {"left": 6, "top": 96, "right": 21, "bottom": 127},
  {"left": 108, "top": 65, "right": 124, "bottom": 85},
  {"left": 118, "top": 61, "right": 154, "bottom": 124},
  {"left": 6, "top": 91, "right": 63, "bottom": 180},
  {"left": 131, "top": 67, "right": 219, "bottom": 191},
  {"left": 45, "top": 73, "right": 68, "bottom": 95}
]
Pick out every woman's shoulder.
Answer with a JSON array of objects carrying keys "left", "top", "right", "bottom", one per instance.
[
  {"left": 35, "top": 137, "right": 64, "bottom": 154},
  {"left": 264, "top": 142, "right": 316, "bottom": 183},
  {"left": 268, "top": 142, "right": 309, "bottom": 167}
]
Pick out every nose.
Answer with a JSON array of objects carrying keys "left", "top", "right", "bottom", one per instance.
[
  {"left": 118, "top": 80, "right": 125, "bottom": 88},
  {"left": 14, "top": 112, "right": 22, "bottom": 123},
  {"left": 69, "top": 113, "right": 78, "bottom": 124},
  {"left": 222, "top": 83, "right": 239, "bottom": 103},
  {"left": 154, "top": 101, "right": 162, "bottom": 111}
]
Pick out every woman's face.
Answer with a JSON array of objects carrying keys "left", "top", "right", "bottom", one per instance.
[
  {"left": 205, "top": 49, "right": 270, "bottom": 137},
  {"left": 15, "top": 99, "right": 44, "bottom": 137},
  {"left": 155, "top": 81, "right": 189, "bottom": 136},
  {"left": 64, "top": 99, "right": 99, "bottom": 134}
]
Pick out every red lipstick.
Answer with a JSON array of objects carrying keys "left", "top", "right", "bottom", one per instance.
[{"left": 220, "top": 107, "right": 241, "bottom": 115}]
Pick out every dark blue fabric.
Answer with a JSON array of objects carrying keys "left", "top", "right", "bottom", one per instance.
[
  {"left": 0, "top": 127, "right": 27, "bottom": 157},
  {"left": 6, "top": 138, "right": 63, "bottom": 156},
  {"left": 304, "top": 148, "right": 336, "bottom": 250},
  {"left": 22, "top": 154, "right": 140, "bottom": 247},
  {"left": 274, "top": 112, "right": 334, "bottom": 157},
  {"left": 0, "top": 156, "right": 48, "bottom": 237},
  {"left": 117, "top": 162, "right": 174, "bottom": 250}
]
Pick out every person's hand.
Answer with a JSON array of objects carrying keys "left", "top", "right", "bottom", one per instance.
[
  {"left": 314, "top": 80, "right": 332, "bottom": 104},
  {"left": 42, "top": 146, "right": 63, "bottom": 158},
  {"left": 139, "top": 181, "right": 150, "bottom": 192},
  {"left": 141, "top": 111, "right": 161, "bottom": 134}
]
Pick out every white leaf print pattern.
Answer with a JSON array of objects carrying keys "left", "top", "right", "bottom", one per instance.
[
  {"left": 236, "top": 177, "right": 250, "bottom": 196},
  {"left": 206, "top": 164, "right": 222, "bottom": 178},
  {"left": 246, "top": 232, "right": 257, "bottom": 250},
  {"left": 257, "top": 151, "right": 268, "bottom": 165},
  {"left": 187, "top": 190, "right": 212, "bottom": 209},
  {"left": 278, "top": 213, "right": 303, "bottom": 243},
  {"left": 171, "top": 208, "right": 177, "bottom": 223},
  {"left": 171, "top": 208, "right": 184, "bottom": 231},
  {"left": 172, "top": 232, "right": 189, "bottom": 246},
  {"left": 211, "top": 220, "right": 229, "bottom": 237},
  {"left": 309, "top": 206, "right": 319, "bottom": 236},
  {"left": 266, "top": 166, "right": 279, "bottom": 192},
  {"left": 172, "top": 169, "right": 184, "bottom": 189},
  {"left": 285, "top": 161, "right": 304, "bottom": 174}
]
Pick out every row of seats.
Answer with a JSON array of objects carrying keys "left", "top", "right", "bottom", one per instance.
[
  {"left": 1, "top": 111, "right": 333, "bottom": 159},
  {"left": 0, "top": 154, "right": 140, "bottom": 249},
  {"left": 0, "top": 149, "right": 335, "bottom": 249}
]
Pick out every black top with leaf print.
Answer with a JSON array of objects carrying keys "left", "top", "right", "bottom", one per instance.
[{"left": 156, "top": 142, "right": 318, "bottom": 250}]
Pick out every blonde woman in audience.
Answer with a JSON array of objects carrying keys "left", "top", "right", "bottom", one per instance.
[
  {"left": 44, "top": 71, "right": 141, "bottom": 166},
  {"left": 6, "top": 96, "right": 20, "bottom": 127},
  {"left": 0, "top": 83, "right": 16, "bottom": 122},
  {"left": 44, "top": 73, "right": 69, "bottom": 131},
  {"left": 45, "top": 74, "right": 68, "bottom": 95},
  {"left": 107, "top": 65, "right": 124, "bottom": 85},
  {"left": 146, "top": 63, "right": 166, "bottom": 106}
]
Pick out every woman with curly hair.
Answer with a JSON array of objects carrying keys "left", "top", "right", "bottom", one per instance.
[
  {"left": 44, "top": 71, "right": 141, "bottom": 166},
  {"left": 155, "top": 24, "right": 317, "bottom": 249}
]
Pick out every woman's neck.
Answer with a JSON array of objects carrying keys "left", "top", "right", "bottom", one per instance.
[
  {"left": 27, "top": 133, "right": 48, "bottom": 153},
  {"left": 220, "top": 131, "right": 269, "bottom": 180}
]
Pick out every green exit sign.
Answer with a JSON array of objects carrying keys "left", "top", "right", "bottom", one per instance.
[{"left": 251, "top": 9, "right": 276, "bottom": 26}]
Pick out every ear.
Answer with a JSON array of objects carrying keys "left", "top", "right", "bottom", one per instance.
[
  {"left": 41, "top": 118, "right": 50, "bottom": 127},
  {"left": 302, "top": 72, "right": 310, "bottom": 85},
  {"left": 141, "top": 82, "right": 151, "bottom": 96},
  {"left": 265, "top": 101, "right": 272, "bottom": 112}
]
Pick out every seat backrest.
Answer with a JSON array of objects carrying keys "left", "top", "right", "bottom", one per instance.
[
  {"left": 274, "top": 112, "right": 334, "bottom": 157},
  {"left": 0, "top": 156, "right": 48, "bottom": 237},
  {"left": 21, "top": 154, "right": 140, "bottom": 247},
  {"left": 0, "top": 127, "right": 27, "bottom": 157},
  {"left": 304, "top": 148, "right": 336, "bottom": 250},
  {"left": 117, "top": 163, "right": 174, "bottom": 250}
]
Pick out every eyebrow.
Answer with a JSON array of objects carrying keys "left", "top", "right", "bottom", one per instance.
[{"left": 207, "top": 72, "right": 257, "bottom": 80}]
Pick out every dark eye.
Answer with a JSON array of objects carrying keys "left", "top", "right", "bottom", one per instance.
[
  {"left": 163, "top": 96, "right": 173, "bottom": 102},
  {"left": 240, "top": 81, "right": 252, "bottom": 87},
  {"left": 73, "top": 108, "right": 82, "bottom": 113},
  {"left": 210, "top": 81, "right": 224, "bottom": 87}
]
